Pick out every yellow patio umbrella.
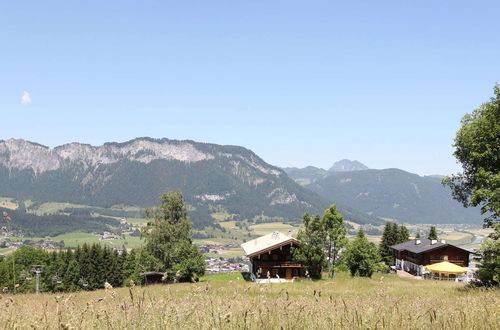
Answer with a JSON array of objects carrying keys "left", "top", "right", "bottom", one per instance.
[{"left": 425, "top": 261, "right": 468, "bottom": 274}]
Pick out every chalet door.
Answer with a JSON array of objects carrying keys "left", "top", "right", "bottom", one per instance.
[{"left": 285, "top": 268, "right": 292, "bottom": 280}]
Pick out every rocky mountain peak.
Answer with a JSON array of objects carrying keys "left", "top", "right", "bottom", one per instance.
[
  {"left": 328, "top": 159, "right": 369, "bottom": 172},
  {"left": 0, "top": 138, "right": 215, "bottom": 174}
]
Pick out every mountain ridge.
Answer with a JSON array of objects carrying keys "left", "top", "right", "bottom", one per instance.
[
  {"left": 0, "top": 138, "right": 332, "bottom": 228},
  {"left": 303, "top": 168, "right": 482, "bottom": 224}
]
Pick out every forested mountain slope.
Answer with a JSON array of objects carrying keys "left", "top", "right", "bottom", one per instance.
[{"left": 305, "top": 168, "right": 482, "bottom": 224}]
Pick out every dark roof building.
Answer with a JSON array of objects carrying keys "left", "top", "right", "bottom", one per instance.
[{"left": 391, "top": 238, "right": 471, "bottom": 276}]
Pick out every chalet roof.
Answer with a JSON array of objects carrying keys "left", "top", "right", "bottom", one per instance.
[
  {"left": 241, "top": 231, "right": 298, "bottom": 257},
  {"left": 391, "top": 238, "right": 470, "bottom": 254}
]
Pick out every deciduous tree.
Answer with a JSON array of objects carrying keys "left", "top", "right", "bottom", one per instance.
[
  {"left": 293, "top": 213, "right": 327, "bottom": 279},
  {"left": 443, "top": 84, "right": 499, "bottom": 228},
  {"left": 321, "top": 205, "right": 347, "bottom": 278},
  {"left": 344, "top": 229, "right": 380, "bottom": 277},
  {"left": 142, "top": 191, "right": 205, "bottom": 282}
]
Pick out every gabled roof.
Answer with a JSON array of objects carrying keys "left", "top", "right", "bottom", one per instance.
[
  {"left": 391, "top": 238, "right": 471, "bottom": 254},
  {"left": 241, "top": 231, "right": 298, "bottom": 257}
]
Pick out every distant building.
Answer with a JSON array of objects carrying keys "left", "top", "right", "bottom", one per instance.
[
  {"left": 391, "top": 238, "right": 471, "bottom": 276},
  {"left": 100, "top": 232, "right": 119, "bottom": 240},
  {"left": 241, "top": 231, "right": 302, "bottom": 280}
]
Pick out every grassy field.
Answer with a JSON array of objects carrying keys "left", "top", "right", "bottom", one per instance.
[
  {"left": 0, "top": 273, "right": 497, "bottom": 329},
  {"left": 0, "top": 197, "right": 18, "bottom": 210},
  {"left": 30, "top": 202, "right": 90, "bottom": 215},
  {"left": 51, "top": 232, "right": 144, "bottom": 249},
  {"left": 5, "top": 232, "right": 144, "bottom": 250},
  {"left": 250, "top": 222, "right": 299, "bottom": 236}
]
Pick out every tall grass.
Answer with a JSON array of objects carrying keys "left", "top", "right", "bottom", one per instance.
[{"left": 0, "top": 273, "right": 497, "bottom": 329}]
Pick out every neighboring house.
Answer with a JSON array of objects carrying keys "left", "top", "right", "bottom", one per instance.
[
  {"left": 391, "top": 238, "right": 471, "bottom": 276},
  {"left": 241, "top": 231, "right": 302, "bottom": 280}
]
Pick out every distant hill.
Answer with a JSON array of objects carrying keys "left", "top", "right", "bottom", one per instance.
[
  {"left": 305, "top": 168, "right": 482, "bottom": 224},
  {"left": 328, "top": 159, "right": 369, "bottom": 172},
  {"left": 282, "top": 166, "right": 329, "bottom": 185},
  {"left": 284, "top": 159, "right": 369, "bottom": 184},
  {"left": 0, "top": 138, "right": 334, "bottom": 229}
]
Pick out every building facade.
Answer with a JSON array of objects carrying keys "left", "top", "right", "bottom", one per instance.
[
  {"left": 391, "top": 238, "right": 471, "bottom": 276},
  {"left": 241, "top": 231, "right": 302, "bottom": 280}
]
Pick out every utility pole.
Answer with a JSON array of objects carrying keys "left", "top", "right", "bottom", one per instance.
[{"left": 31, "top": 265, "right": 43, "bottom": 294}]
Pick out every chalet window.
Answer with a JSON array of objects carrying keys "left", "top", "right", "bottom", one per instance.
[
  {"left": 272, "top": 254, "right": 279, "bottom": 261},
  {"left": 262, "top": 254, "right": 269, "bottom": 261},
  {"left": 293, "top": 268, "right": 299, "bottom": 276}
]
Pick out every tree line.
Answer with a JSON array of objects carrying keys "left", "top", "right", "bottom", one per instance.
[{"left": 0, "top": 191, "right": 205, "bottom": 294}]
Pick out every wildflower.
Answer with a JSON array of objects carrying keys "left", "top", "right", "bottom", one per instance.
[{"left": 104, "top": 281, "right": 113, "bottom": 291}]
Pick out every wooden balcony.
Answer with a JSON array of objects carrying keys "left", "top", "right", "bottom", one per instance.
[{"left": 253, "top": 261, "right": 301, "bottom": 268}]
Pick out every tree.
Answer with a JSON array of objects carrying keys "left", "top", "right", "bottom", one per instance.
[
  {"left": 443, "top": 84, "right": 499, "bottom": 228},
  {"left": 63, "top": 258, "right": 81, "bottom": 292},
  {"left": 321, "top": 205, "right": 347, "bottom": 278},
  {"left": 415, "top": 231, "right": 421, "bottom": 239},
  {"left": 427, "top": 226, "right": 438, "bottom": 240},
  {"left": 293, "top": 213, "right": 327, "bottom": 279},
  {"left": 142, "top": 191, "right": 205, "bottom": 282},
  {"left": 398, "top": 225, "right": 410, "bottom": 243},
  {"left": 379, "top": 222, "right": 400, "bottom": 265},
  {"left": 475, "top": 224, "right": 500, "bottom": 286},
  {"left": 344, "top": 229, "right": 380, "bottom": 277}
]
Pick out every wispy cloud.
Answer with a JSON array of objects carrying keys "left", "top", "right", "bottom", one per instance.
[{"left": 21, "top": 91, "right": 31, "bottom": 105}]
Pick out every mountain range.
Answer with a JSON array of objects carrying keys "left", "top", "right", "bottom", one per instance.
[
  {"left": 0, "top": 138, "right": 481, "bottom": 229},
  {"left": 0, "top": 138, "right": 330, "bottom": 228},
  {"left": 284, "top": 164, "right": 482, "bottom": 225}
]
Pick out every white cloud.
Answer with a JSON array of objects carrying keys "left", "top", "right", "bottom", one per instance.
[{"left": 21, "top": 91, "right": 31, "bottom": 105}]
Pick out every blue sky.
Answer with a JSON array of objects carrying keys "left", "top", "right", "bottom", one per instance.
[{"left": 1, "top": 1, "right": 498, "bottom": 175}]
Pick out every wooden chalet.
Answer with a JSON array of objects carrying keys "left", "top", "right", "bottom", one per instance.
[
  {"left": 241, "top": 231, "right": 302, "bottom": 280},
  {"left": 391, "top": 238, "right": 471, "bottom": 276}
]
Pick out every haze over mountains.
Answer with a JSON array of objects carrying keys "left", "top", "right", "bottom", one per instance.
[
  {"left": 0, "top": 138, "right": 481, "bottom": 228},
  {"left": 284, "top": 159, "right": 369, "bottom": 185},
  {"left": 284, "top": 162, "right": 482, "bottom": 225}
]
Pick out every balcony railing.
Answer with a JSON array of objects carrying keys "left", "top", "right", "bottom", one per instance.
[
  {"left": 430, "top": 259, "right": 464, "bottom": 264},
  {"left": 254, "top": 261, "right": 301, "bottom": 268}
]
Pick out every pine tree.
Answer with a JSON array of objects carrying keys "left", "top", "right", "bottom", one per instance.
[
  {"left": 427, "top": 226, "right": 438, "bottom": 240},
  {"left": 122, "top": 249, "right": 138, "bottom": 285},
  {"left": 379, "top": 223, "right": 395, "bottom": 265},
  {"left": 64, "top": 258, "right": 81, "bottom": 292},
  {"left": 88, "top": 244, "right": 104, "bottom": 290},
  {"left": 398, "top": 225, "right": 410, "bottom": 243}
]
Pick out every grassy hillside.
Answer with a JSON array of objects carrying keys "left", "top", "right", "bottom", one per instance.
[{"left": 1, "top": 273, "right": 497, "bottom": 329}]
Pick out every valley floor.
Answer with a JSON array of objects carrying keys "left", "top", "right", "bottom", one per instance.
[{"left": 0, "top": 273, "right": 497, "bottom": 329}]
